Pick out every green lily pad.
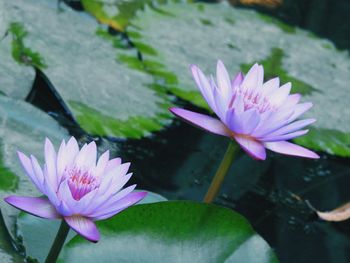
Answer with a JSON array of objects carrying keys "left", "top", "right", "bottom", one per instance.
[
  {"left": 127, "top": 2, "right": 350, "bottom": 156},
  {"left": 0, "top": 0, "right": 172, "bottom": 139},
  {"left": 81, "top": 0, "right": 190, "bottom": 32},
  {"left": 16, "top": 190, "right": 166, "bottom": 262},
  {"left": 59, "top": 201, "right": 278, "bottom": 263},
  {"left": 0, "top": 95, "right": 69, "bottom": 237},
  {"left": 0, "top": 4, "right": 35, "bottom": 100}
]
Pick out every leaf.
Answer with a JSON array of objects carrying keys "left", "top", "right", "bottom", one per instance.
[
  {"left": 127, "top": 1, "right": 350, "bottom": 156},
  {"left": 81, "top": 0, "right": 191, "bottom": 32},
  {"left": 0, "top": 0, "right": 172, "bottom": 139},
  {"left": 0, "top": 2, "right": 35, "bottom": 100},
  {"left": 16, "top": 190, "right": 166, "bottom": 262},
  {"left": 0, "top": 95, "right": 69, "bottom": 238},
  {"left": 81, "top": 0, "right": 153, "bottom": 32},
  {"left": 58, "top": 201, "right": 279, "bottom": 263}
]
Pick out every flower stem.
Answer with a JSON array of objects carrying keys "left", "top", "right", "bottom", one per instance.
[
  {"left": 203, "top": 141, "right": 239, "bottom": 203},
  {"left": 45, "top": 220, "right": 70, "bottom": 263}
]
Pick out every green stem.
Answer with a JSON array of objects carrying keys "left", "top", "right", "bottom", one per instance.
[
  {"left": 203, "top": 141, "right": 239, "bottom": 203},
  {"left": 45, "top": 220, "right": 70, "bottom": 263}
]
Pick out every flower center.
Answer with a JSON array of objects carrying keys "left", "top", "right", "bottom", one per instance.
[
  {"left": 66, "top": 167, "right": 99, "bottom": 201},
  {"left": 232, "top": 87, "right": 273, "bottom": 113}
]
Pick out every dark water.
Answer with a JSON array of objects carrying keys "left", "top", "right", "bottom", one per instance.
[{"left": 5, "top": 0, "right": 350, "bottom": 262}]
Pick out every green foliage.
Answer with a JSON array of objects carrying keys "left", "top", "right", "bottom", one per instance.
[
  {"left": 69, "top": 100, "right": 171, "bottom": 139},
  {"left": 58, "top": 201, "right": 278, "bottom": 263},
  {"left": 8, "top": 22, "right": 47, "bottom": 69}
]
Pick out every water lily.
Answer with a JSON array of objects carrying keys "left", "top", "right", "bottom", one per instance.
[
  {"left": 5, "top": 137, "right": 146, "bottom": 242},
  {"left": 170, "top": 61, "right": 319, "bottom": 160}
]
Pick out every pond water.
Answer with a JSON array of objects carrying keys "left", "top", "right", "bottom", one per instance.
[{"left": 1, "top": 0, "right": 350, "bottom": 262}]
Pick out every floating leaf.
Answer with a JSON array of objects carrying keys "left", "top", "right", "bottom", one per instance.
[
  {"left": 1, "top": 0, "right": 172, "bottom": 139},
  {"left": 59, "top": 201, "right": 279, "bottom": 263},
  {"left": 127, "top": 2, "right": 350, "bottom": 156},
  {"left": 16, "top": 190, "right": 166, "bottom": 262},
  {"left": 81, "top": 0, "right": 153, "bottom": 32},
  {"left": 81, "top": 0, "right": 190, "bottom": 32},
  {"left": 0, "top": 95, "right": 69, "bottom": 237},
  {"left": 0, "top": 2, "right": 35, "bottom": 100}
]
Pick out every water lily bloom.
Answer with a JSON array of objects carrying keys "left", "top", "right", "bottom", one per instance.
[
  {"left": 5, "top": 137, "right": 146, "bottom": 242},
  {"left": 170, "top": 61, "right": 319, "bottom": 160}
]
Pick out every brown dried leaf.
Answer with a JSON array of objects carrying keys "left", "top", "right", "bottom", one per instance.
[
  {"left": 314, "top": 202, "right": 350, "bottom": 222},
  {"left": 229, "top": 0, "right": 283, "bottom": 8}
]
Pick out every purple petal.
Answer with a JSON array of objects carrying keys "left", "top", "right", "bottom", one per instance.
[
  {"left": 288, "top": 102, "right": 313, "bottom": 122},
  {"left": 233, "top": 135, "right": 266, "bottom": 160},
  {"left": 170, "top": 108, "right": 231, "bottom": 137},
  {"left": 191, "top": 65, "right": 217, "bottom": 112},
  {"left": 268, "top": 82, "right": 291, "bottom": 107},
  {"left": 4, "top": 196, "right": 61, "bottom": 219},
  {"left": 216, "top": 60, "right": 232, "bottom": 98},
  {"left": 90, "top": 191, "right": 147, "bottom": 220},
  {"left": 64, "top": 216, "right": 100, "bottom": 242},
  {"left": 17, "top": 151, "right": 43, "bottom": 192},
  {"left": 241, "top": 63, "right": 260, "bottom": 91},
  {"left": 261, "top": 129, "right": 309, "bottom": 142},
  {"left": 283, "top": 93, "right": 301, "bottom": 108},
  {"left": 42, "top": 166, "right": 60, "bottom": 206},
  {"left": 231, "top": 94, "right": 245, "bottom": 114},
  {"left": 264, "top": 119, "right": 316, "bottom": 137},
  {"left": 213, "top": 86, "right": 228, "bottom": 120},
  {"left": 252, "top": 108, "right": 295, "bottom": 137},
  {"left": 90, "top": 184, "right": 137, "bottom": 214},
  {"left": 104, "top": 157, "right": 122, "bottom": 175},
  {"left": 74, "top": 141, "right": 97, "bottom": 169},
  {"left": 93, "top": 150, "right": 110, "bottom": 177},
  {"left": 97, "top": 170, "right": 132, "bottom": 202},
  {"left": 57, "top": 180, "right": 78, "bottom": 215},
  {"left": 30, "top": 155, "right": 44, "bottom": 191},
  {"left": 257, "top": 65, "right": 264, "bottom": 88},
  {"left": 262, "top": 77, "right": 279, "bottom": 95},
  {"left": 56, "top": 140, "right": 67, "bottom": 180},
  {"left": 264, "top": 141, "right": 319, "bottom": 159},
  {"left": 226, "top": 108, "right": 260, "bottom": 135},
  {"left": 57, "top": 137, "right": 79, "bottom": 181},
  {"left": 232, "top": 72, "right": 243, "bottom": 87},
  {"left": 45, "top": 138, "right": 58, "bottom": 190},
  {"left": 66, "top": 137, "right": 79, "bottom": 151}
]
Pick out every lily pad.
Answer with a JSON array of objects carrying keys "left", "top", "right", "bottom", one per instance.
[
  {"left": 16, "top": 190, "right": 166, "bottom": 262},
  {"left": 0, "top": 6, "right": 35, "bottom": 100},
  {"left": 0, "top": 95, "right": 69, "bottom": 237},
  {"left": 59, "top": 201, "right": 278, "bottom": 263},
  {"left": 0, "top": 0, "right": 172, "bottom": 139},
  {"left": 127, "top": 2, "right": 350, "bottom": 156},
  {"left": 81, "top": 0, "right": 190, "bottom": 32}
]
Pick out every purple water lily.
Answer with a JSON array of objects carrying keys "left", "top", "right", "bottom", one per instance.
[
  {"left": 5, "top": 137, "right": 146, "bottom": 242},
  {"left": 170, "top": 61, "right": 319, "bottom": 160}
]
